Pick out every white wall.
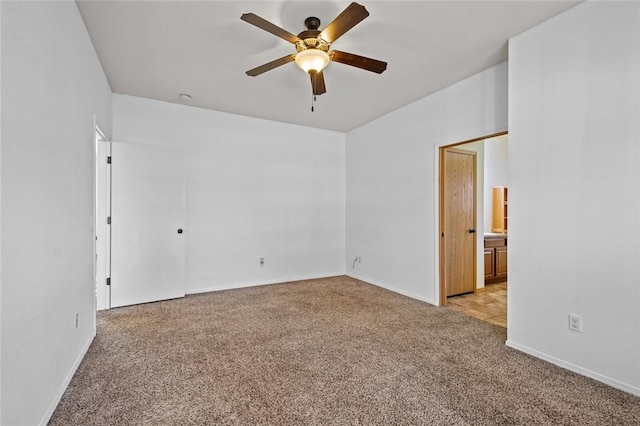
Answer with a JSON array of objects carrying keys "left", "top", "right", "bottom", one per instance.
[
  {"left": 508, "top": 1, "right": 640, "bottom": 394},
  {"left": 0, "top": 3, "right": 3, "bottom": 420},
  {"left": 113, "top": 95, "right": 345, "bottom": 294},
  {"left": 346, "top": 62, "right": 508, "bottom": 304},
  {"left": 1, "top": 2, "right": 112, "bottom": 424},
  {"left": 483, "top": 135, "right": 508, "bottom": 232}
]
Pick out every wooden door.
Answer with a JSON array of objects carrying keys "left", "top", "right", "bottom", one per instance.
[{"left": 441, "top": 148, "right": 476, "bottom": 298}]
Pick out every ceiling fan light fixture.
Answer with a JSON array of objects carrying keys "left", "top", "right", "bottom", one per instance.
[{"left": 295, "top": 49, "right": 330, "bottom": 74}]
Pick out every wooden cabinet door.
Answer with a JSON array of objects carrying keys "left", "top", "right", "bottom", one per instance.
[
  {"left": 484, "top": 248, "right": 494, "bottom": 278},
  {"left": 492, "top": 187, "right": 508, "bottom": 233},
  {"left": 495, "top": 246, "right": 508, "bottom": 278}
]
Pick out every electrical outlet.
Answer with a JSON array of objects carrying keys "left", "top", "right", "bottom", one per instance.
[
  {"left": 260, "top": 257, "right": 264, "bottom": 267},
  {"left": 75, "top": 312, "right": 79, "bottom": 329},
  {"left": 568, "top": 314, "right": 582, "bottom": 332}
]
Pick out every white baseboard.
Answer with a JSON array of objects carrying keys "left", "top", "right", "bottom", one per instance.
[
  {"left": 506, "top": 340, "right": 640, "bottom": 397},
  {"left": 186, "top": 272, "right": 345, "bottom": 295},
  {"left": 346, "top": 273, "right": 437, "bottom": 306},
  {"left": 40, "top": 333, "right": 95, "bottom": 426}
]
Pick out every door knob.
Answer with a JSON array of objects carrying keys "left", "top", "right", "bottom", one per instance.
[
  {"left": 177, "top": 229, "right": 183, "bottom": 234},
  {"left": 469, "top": 229, "right": 476, "bottom": 233}
]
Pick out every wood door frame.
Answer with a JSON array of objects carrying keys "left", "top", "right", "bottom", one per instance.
[{"left": 438, "top": 131, "right": 507, "bottom": 306}]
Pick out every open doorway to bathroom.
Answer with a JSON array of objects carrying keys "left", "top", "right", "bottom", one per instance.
[{"left": 439, "top": 133, "right": 508, "bottom": 328}]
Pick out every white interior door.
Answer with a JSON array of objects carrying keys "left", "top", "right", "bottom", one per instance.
[
  {"left": 111, "top": 142, "right": 186, "bottom": 307},
  {"left": 95, "top": 137, "right": 110, "bottom": 310}
]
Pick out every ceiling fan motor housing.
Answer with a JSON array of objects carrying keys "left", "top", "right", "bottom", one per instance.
[{"left": 296, "top": 17, "right": 329, "bottom": 52}]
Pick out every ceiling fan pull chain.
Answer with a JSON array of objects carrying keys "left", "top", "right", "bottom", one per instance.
[{"left": 311, "top": 94, "right": 316, "bottom": 112}]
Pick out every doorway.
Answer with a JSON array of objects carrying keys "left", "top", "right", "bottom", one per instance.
[
  {"left": 95, "top": 140, "right": 187, "bottom": 309},
  {"left": 438, "top": 132, "right": 508, "bottom": 327}
]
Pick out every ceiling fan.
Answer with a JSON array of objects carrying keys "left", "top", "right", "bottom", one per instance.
[{"left": 241, "top": 2, "right": 387, "bottom": 98}]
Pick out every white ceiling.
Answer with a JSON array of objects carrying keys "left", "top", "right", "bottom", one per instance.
[{"left": 77, "top": 0, "right": 580, "bottom": 132}]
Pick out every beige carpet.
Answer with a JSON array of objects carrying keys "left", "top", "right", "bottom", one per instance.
[{"left": 50, "top": 276, "right": 639, "bottom": 425}]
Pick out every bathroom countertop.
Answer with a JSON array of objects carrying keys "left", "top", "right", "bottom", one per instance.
[{"left": 484, "top": 233, "right": 507, "bottom": 239}]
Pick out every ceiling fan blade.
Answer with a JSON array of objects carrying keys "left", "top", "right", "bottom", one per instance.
[
  {"left": 241, "top": 13, "right": 301, "bottom": 44},
  {"left": 310, "top": 71, "right": 327, "bottom": 96},
  {"left": 330, "top": 50, "right": 387, "bottom": 74},
  {"left": 246, "top": 54, "right": 296, "bottom": 77},
  {"left": 319, "top": 2, "right": 369, "bottom": 44}
]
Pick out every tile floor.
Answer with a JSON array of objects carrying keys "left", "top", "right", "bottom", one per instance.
[{"left": 446, "top": 282, "right": 507, "bottom": 327}]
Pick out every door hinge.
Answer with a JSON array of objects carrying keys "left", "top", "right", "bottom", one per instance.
[
  {"left": 107, "top": 216, "right": 111, "bottom": 225},
  {"left": 106, "top": 277, "right": 111, "bottom": 286},
  {"left": 107, "top": 156, "right": 111, "bottom": 164}
]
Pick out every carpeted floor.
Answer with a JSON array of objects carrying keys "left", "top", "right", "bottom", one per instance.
[{"left": 49, "top": 276, "right": 640, "bottom": 425}]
